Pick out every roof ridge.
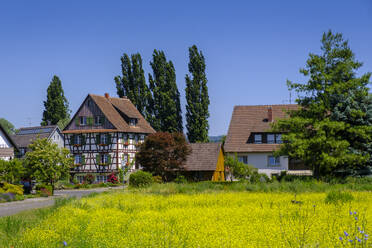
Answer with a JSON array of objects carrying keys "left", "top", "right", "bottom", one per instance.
[
  {"left": 18, "top": 125, "right": 57, "bottom": 130},
  {"left": 234, "top": 104, "right": 297, "bottom": 108}
]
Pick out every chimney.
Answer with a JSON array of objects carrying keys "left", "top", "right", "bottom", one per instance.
[
  {"left": 268, "top": 106, "right": 273, "bottom": 122},
  {"left": 122, "top": 95, "right": 127, "bottom": 99},
  {"left": 104, "top": 93, "right": 109, "bottom": 99}
]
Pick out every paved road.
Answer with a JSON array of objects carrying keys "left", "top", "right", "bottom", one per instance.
[{"left": 0, "top": 187, "right": 123, "bottom": 217}]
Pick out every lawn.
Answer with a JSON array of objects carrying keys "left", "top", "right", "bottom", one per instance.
[{"left": 1, "top": 182, "right": 371, "bottom": 247}]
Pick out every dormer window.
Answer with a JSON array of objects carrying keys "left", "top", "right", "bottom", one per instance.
[
  {"left": 276, "top": 134, "right": 282, "bottom": 144},
  {"left": 267, "top": 134, "right": 275, "bottom": 144},
  {"left": 129, "top": 118, "right": 137, "bottom": 126},
  {"left": 254, "top": 134, "right": 262, "bottom": 144}
]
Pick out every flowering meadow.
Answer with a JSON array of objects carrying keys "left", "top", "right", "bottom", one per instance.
[{"left": 13, "top": 191, "right": 371, "bottom": 247}]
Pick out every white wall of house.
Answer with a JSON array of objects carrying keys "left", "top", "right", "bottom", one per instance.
[
  {"left": 49, "top": 130, "right": 64, "bottom": 148},
  {"left": 227, "top": 152, "right": 289, "bottom": 177},
  {"left": 0, "top": 129, "right": 12, "bottom": 148}
]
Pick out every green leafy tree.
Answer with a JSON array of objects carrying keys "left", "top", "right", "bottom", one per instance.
[
  {"left": 25, "top": 138, "right": 72, "bottom": 194},
  {"left": 41, "top": 75, "right": 70, "bottom": 126},
  {"left": 136, "top": 132, "right": 191, "bottom": 181},
  {"left": 148, "top": 50, "right": 183, "bottom": 132},
  {"left": 224, "top": 154, "right": 257, "bottom": 181},
  {"left": 115, "top": 53, "right": 153, "bottom": 121},
  {"left": 272, "top": 31, "right": 372, "bottom": 179},
  {"left": 0, "top": 118, "right": 15, "bottom": 134},
  {"left": 185, "top": 45, "right": 210, "bottom": 142},
  {"left": 0, "top": 159, "right": 25, "bottom": 183}
]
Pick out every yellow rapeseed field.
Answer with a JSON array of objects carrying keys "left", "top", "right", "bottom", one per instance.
[{"left": 16, "top": 192, "right": 371, "bottom": 247}]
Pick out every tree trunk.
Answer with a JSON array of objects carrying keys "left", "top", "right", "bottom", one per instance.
[{"left": 313, "top": 164, "right": 320, "bottom": 180}]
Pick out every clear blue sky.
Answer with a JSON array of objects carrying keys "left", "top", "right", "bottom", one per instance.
[{"left": 0, "top": 0, "right": 371, "bottom": 135}]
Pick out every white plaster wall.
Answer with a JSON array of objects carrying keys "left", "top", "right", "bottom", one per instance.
[
  {"left": 228, "top": 152, "right": 288, "bottom": 170},
  {"left": 50, "top": 130, "right": 64, "bottom": 148},
  {"left": 0, "top": 129, "right": 12, "bottom": 148}
]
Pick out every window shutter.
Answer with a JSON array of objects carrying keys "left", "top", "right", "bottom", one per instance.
[
  {"left": 75, "top": 118, "right": 79, "bottom": 126},
  {"left": 96, "top": 154, "right": 100, "bottom": 164},
  {"left": 96, "top": 134, "right": 100, "bottom": 145},
  {"left": 70, "top": 135, "right": 75, "bottom": 145},
  {"left": 108, "top": 154, "right": 111, "bottom": 164},
  {"left": 100, "top": 116, "right": 105, "bottom": 125},
  {"left": 81, "top": 135, "right": 86, "bottom": 145},
  {"left": 87, "top": 117, "right": 93, "bottom": 126},
  {"left": 82, "top": 155, "right": 86, "bottom": 165}
]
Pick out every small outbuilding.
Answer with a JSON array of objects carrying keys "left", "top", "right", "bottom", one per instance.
[{"left": 182, "top": 142, "right": 225, "bottom": 181}]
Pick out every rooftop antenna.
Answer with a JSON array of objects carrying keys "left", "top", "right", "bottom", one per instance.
[{"left": 27, "top": 118, "right": 32, "bottom": 127}]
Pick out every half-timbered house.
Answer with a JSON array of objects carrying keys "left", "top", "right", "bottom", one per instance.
[{"left": 63, "top": 93, "right": 155, "bottom": 183}]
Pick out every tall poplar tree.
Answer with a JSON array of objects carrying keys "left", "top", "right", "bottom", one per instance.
[
  {"left": 41, "top": 75, "right": 70, "bottom": 127},
  {"left": 148, "top": 50, "right": 183, "bottom": 132},
  {"left": 185, "top": 45, "right": 210, "bottom": 143},
  {"left": 115, "top": 53, "right": 153, "bottom": 121}
]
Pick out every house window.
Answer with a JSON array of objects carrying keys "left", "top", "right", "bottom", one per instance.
[
  {"left": 276, "top": 134, "right": 282, "bottom": 144},
  {"left": 267, "top": 134, "right": 275, "bottom": 144},
  {"left": 140, "top": 135, "right": 144, "bottom": 141},
  {"left": 74, "top": 155, "right": 82, "bottom": 165},
  {"left": 129, "top": 119, "right": 137, "bottom": 126},
  {"left": 75, "top": 135, "right": 82, "bottom": 145},
  {"left": 101, "top": 134, "right": 108, "bottom": 145},
  {"left": 96, "top": 175, "right": 108, "bottom": 183},
  {"left": 268, "top": 156, "right": 280, "bottom": 166},
  {"left": 101, "top": 154, "right": 109, "bottom": 164},
  {"left": 238, "top": 156, "right": 248, "bottom": 164},
  {"left": 94, "top": 116, "right": 103, "bottom": 125},
  {"left": 76, "top": 176, "right": 84, "bottom": 184},
  {"left": 254, "top": 134, "right": 262, "bottom": 144},
  {"left": 80, "top": 116, "right": 87, "bottom": 125}
]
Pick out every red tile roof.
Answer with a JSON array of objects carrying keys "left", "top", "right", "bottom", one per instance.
[{"left": 224, "top": 104, "right": 298, "bottom": 153}]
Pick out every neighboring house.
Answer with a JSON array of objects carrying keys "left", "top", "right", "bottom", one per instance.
[
  {"left": 12, "top": 125, "right": 64, "bottom": 158},
  {"left": 224, "top": 104, "right": 308, "bottom": 177},
  {"left": 182, "top": 142, "right": 225, "bottom": 181},
  {"left": 63, "top": 93, "right": 155, "bottom": 183},
  {"left": 0, "top": 124, "right": 18, "bottom": 160}
]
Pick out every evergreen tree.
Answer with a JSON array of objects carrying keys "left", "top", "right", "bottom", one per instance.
[
  {"left": 185, "top": 45, "right": 210, "bottom": 143},
  {"left": 148, "top": 50, "right": 182, "bottom": 132},
  {"left": 41, "top": 75, "right": 70, "bottom": 126},
  {"left": 273, "top": 31, "right": 372, "bottom": 178},
  {"left": 115, "top": 53, "right": 153, "bottom": 121}
]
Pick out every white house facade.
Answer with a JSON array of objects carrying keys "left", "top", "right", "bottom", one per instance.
[
  {"left": 0, "top": 124, "right": 17, "bottom": 161},
  {"left": 224, "top": 104, "right": 305, "bottom": 177}
]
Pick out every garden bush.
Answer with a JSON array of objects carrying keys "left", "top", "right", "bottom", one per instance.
[
  {"left": 152, "top": 175, "right": 163, "bottom": 184},
  {"left": 108, "top": 173, "right": 119, "bottom": 184},
  {"left": 129, "top": 170, "right": 153, "bottom": 187},
  {"left": 35, "top": 184, "right": 52, "bottom": 197},
  {"left": 84, "top": 174, "right": 95, "bottom": 184},
  {"left": 174, "top": 174, "right": 187, "bottom": 184},
  {"left": 325, "top": 190, "right": 354, "bottom": 204},
  {"left": 1, "top": 183, "right": 24, "bottom": 196}
]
